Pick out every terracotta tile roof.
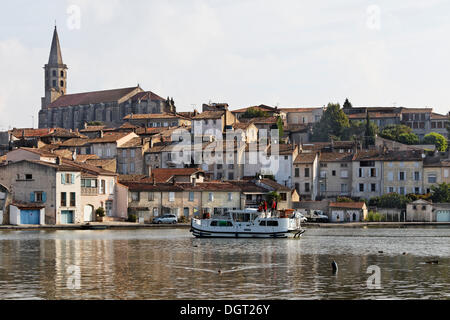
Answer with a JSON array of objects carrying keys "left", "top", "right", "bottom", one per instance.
[
  {"left": 41, "top": 128, "right": 87, "bottom": 139},
  {"left": 47, "top": 86, "right": 140, "bottom": 108},
  {"left": 123, "top": 113, "right": 188, "bottom": 120},
  {"left": 279, "top": 107, "right": 323, "bottom": 112},
  {"left": 319, "top": 152, "right": 353, "bottom": 162},
  {"left": 232, "top": 105, "right": 278, "bottom": 113},
  {"left": 353, "top": 150, "right": 424, "bottom": 161},
  {"left": 149, "top": 168, "right": 204, "bottom": 183},
  {"left": 19, "top": 147, "right": 59, "bottom": 158},
  {"left": 118, "top": 174, "right": 147, "bottom": 182},
  {"left": 431, "top": 113, "right": 449, "bottom": 120},
  {"left": 75, "top": 154, "right": 100, "bottom": 162},
  {"left": 400, "top": 108, "right": 433, "bottom": 114},
  {"left": 89, "top": 132, "right": 131, "bottom": 144},
  {"left": 122, "top": 181, "right": 246, "bottom": 192},
  {"left": 228, "top": 180, "right": 266, "bottom": 192},
  {"left": 329, "top": 202, "right": 366, "bottom": 209},
  {"left": 258, "top": 179, "right": 292, "bottom": 191},
  {"left": 130, "top": 91, "right": 165, "bottom": 102},
  {"left": 192, "top": 111, "right": 225, "bottom": 120},
  {"left": 60, "top": 158, "right": 117, "bottom": 176},
  {"left": 10, "top": 128, "right": 54, "bottom": 139},
  {"left": 117, "top": 137, "right": 144, "bottom": 149},
  {"left": 10, "top": 201, "right": 46, "bottom": 210},
  {"left": 232, "top": 122, "right": 254, "bottom": 130},
  {"left": 79, "top": 125, "right": 106, "bottom": 132},
  {"left": 146, "top": 143, "right": 170, "bottom": 153},
  {"left": 294, "top": 152, "right": 318, "bottom": 164},
  {"left": 61, "top": 138, "right": 91, "bottom": 147},
  {"left": 285, "top": 124, "right": 309, "bottom": 133}
]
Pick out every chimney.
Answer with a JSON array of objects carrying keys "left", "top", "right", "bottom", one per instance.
[
  {"left": 100, "top": 130, "right": 104, "bottom": 138},
  {"left": 56, "top": 156, "right": 62, "bottom": 165},
  {"left": 72, "top": 150, "right": 77, "bottom": 161}
]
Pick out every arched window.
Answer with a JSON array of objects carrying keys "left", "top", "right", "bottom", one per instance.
[
  {"left": 60, "top": 80, "right": 64, "bottom": 87},
  {"left": 60, "top": 70, "right": 64, "bottom": 77}
]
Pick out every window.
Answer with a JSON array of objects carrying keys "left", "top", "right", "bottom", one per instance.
[
  {"left": 106, "top": 148, "right": 111, "bottom": 157},
  {"left": 97, "top": 149, "right": 103, "bottom": 157},
  {"left": 399, "top": 187, "right": 405, "bottom": 195},
  {"left": 209, "top": 192, "right": 214, "bottom": 202},
  {"left": 131, "top": 192, "right": 140, "bottom": 202},
  {"left": 370, "top": 168, "right": 377, "bottom": 177},
  {"left": 60, "top": 80, "right": 64, "bottom": 87},
  {"left": 415, "top": 187, "right": 420, "bottom": 194},
  {"left": 320, "top": 163, "right": 327, "bottom": 168},
  {"left": 122, "top": 150, "right": 127, "bottom": 158},
  {"left": 129, "top": 149, "right": 135, "bottom": 158},
  {"left": 304, "top": 168, "right": 310, "bottom": 178},
  {"left": 148, "top": 192, "right": 154, "bottom": 201},
  {"left": 61, "top": 192, "right": 67, "bottom": 207},
  {"left": 267, "top": 220, "right": 279, "bottom": 227},
  {"left": 130, "top": 163, "right": 135, "bottom": 173},
  {"left": 359, "top": 184, "right": 364, "bottom": 192},
  {"left": 341, "top": 184, "right": 348, "bottom": 193},
  {"left": 60, "top": 70, "right": 64, "bottom": 77},
  {"left": 388, "top": 187, "right": 395, "bottom": 193},
  {"left": 52, "top": 80, "right": 56, "bottom": 87},
  {"left": 70, "top": 192, "right": 76, "bottom": 207},
  {"left": 295, "top": 168, "right": 299, "bottom": 177},
  {"left": 246, "top": 194, "right": 252, "bottom": 201},
  {"left": 332, "top": 170, "right": 336, "bottom": 176},
  {"left": 340, "top": 170, "right": 348, "bottom": 178},
  {"left": 153, "top": 208, "right": 159, "bottom": 216},
  {"left": 169, "top": 192, "right": 175, "bottom": 202},
  {"left": 99, "top": 180, "right": 105, "bottom": 194},
  {"left": 280, "top": 193, "right": 287, "bottom": 201},
  {"left": 428, "top": 174, "right": 437, "bottom": 183},
  {"left": 359, "top": 168, "right": 364, "bottom": 178},
  {"left": 371, "top": 184, "right": 376, "bottom": 192},
  {"left": 106, "top": 201, "right": 113, "bottom": 216},
  {"left": 167, "top": 153, "right": 172, "bottom": 161},
  {"left": 34, "top": 191, "right": 44, "bottom": 203},
  {"left": 340, "top": 163, "right": 348, "bottom": 168},
  {"left": 305, "top": 183, "right": 310, "bottom": 192},
  {"left": 227, "top": 193, "right": 233, "bottom": 201},
  {"left": 25, "top": 174, "right": 33, "bottom": 180},
  {"left": 189, "top": 192, "right": 194, "bottom": 202},
  {"left": 320, "top": 183, "right": 326, "bottom": 192},
  {"left": 414, "top": 172, "right": 420, "bottom": 181},
  {"left": 388, "top": 172, "right": 394, "bottom": 181},
  {"left": 444, "top": 169, "right": 449, "bottom": 178},
  {"left": 320, "top": 171, "right": 327, "bottom": 178},
  {"left": 228, "top": 172, "right": 234, "bottom": 180},
  {"left": 399, "top": 172, "right": 405, "bottom": 181}
]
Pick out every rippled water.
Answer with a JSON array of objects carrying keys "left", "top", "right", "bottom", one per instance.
[{"left": 0, "top": 227, "right": 449, "bottom": 300}]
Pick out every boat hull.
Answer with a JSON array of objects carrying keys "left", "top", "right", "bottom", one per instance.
[{"left": 190, "top": 225, "right": 304, "bottom": 239}]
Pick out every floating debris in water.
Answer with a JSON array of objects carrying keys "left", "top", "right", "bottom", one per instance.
[
  {"left": 331, "top": 260, "right": 338, "bottom": 274},
  {"left": 425, "top": 260, "right": 439, "bottom": 264}
]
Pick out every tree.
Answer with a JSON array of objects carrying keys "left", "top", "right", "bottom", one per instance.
[
  {"left": 337, "top": 196, "right": 354, "bottom": 203},
  {"left": 343, "top": 98, "right": 353, "bottom": 109},
  {"left": 430, "top": 183, "right": 450, "bottom": 203},
  {"left": 311, "top": 103, "right": 350, "bottom": 142},
  {"left": 241, "top": 107, "right": 269, "bottom": 119},
  {"left": 276, "top": 116, "right": 284, "bottom": 141},
  {"left": 370, "top": 193, "right": 410, "bottom": 209},
  {"left": 380, "top": 124, "right": 419, "bottom": 145},
  {"left": 423, "top": 132, "right": 448, "bottom": 151},
  {"left": 87, "top": 121, "right": 103, "bottom": 126},
  {"left": 364, "top": 113, "right": 376, "bottom": 148}
]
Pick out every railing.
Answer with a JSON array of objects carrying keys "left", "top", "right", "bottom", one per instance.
[{"left": 81, "top": 187, "right": 98, "bottom": 196}]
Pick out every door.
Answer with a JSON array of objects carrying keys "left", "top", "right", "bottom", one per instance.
[
  {"left": 184, "top": 208, "right": 189, "bottom": 219},
  {"left": 437, "top": 211, "right": 450, "bottom": 222},
  {"left": 84, "top": 205, "right": 93, "bottom": 222},
  {"left": 20, "top": 210, "right": 40, "bottom": 225},
  {"left": 61, "top": 210, "right": 74, "bottom": 224}
]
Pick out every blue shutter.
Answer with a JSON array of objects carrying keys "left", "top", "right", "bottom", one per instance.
[
  {"left": 71, "top": 174, "right": 75, "bottom": 184},
  {"left": 42, "top": 192, "right": 47, "bottom": 203},
  {"left": 61, "top": 174, "right": 66, "bottom": 185},
  {"left": 30, "top": 192, "right": 35, "bottom": 203}
]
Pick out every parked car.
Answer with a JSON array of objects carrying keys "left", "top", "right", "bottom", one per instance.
[
  {"left": 152, "top": 214, "right": 178, "bottom": 224},
  {"left": 304, "top": 210, "right": 329, "bottom": 223}
]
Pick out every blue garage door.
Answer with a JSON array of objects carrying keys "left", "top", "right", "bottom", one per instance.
[
  {"left": 61, "top": 210, "right": 74, "bottom": 224},
  {"left": 437, "top": 211, "right": 450, "bottom": 222},
  {"left": 20, "top": 210, "right": 40, "bottom": 225}
]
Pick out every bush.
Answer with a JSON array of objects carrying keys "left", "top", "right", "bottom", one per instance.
[
  {"left": 95, "top": 207, "right": 105, "bottom": 217},
  {"left": 178, "top": 216, "right": 188, "bottom": 223},
  {"left": 337, "top": 196, "right": 354, "bottom": 203},
  {"left": 128, "top": 214, "right": 137, "bottom": 223},
  {"left": 366, "top": 211, "right": 384, "bottom": 222}
]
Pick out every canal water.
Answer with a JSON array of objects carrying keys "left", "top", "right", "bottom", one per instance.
[{"left": 0, "top": 227, "right": 449, "bottom": 300}]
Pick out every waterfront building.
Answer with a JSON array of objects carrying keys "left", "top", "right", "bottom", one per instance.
[
  {"left": 317, "top": 152, "right": 354, "bottom": 199},
  {"left": 351, "top": 151, "right": 384, "bottom": 199},
  {"left": 293, "top": 152, "right": 320, "bottom": 200},
  {"left": 328, "top": 202, "right": 367, "bottom": 222}
]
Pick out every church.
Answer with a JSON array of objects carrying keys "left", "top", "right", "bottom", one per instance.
[{"left": 38, "top": 27, "right": 176, "bottom": 130}]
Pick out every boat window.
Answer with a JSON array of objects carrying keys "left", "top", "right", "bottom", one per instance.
[
  {"left": 259, "top": 221, "right": 267, "bottom": 226},
  {"left": 210, "top": 221, "right": 218, "bottom": 226},
  {"left": 267, "top": 221, "right": 278, "bottom": 227}
]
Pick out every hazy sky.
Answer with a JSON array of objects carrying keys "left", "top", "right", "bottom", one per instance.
[{"left": 1, "top": 0, "right": 449, "bottom": 129}]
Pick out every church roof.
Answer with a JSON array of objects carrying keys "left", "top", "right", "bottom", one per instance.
[
  {"left": 47, "top": 26, "right": 65, "bottom": 66},
  {"left": 47, "top": 86, "right": 141, "bottom": 108}
]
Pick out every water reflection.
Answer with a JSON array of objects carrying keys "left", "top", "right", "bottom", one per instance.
[{"left": 0, "top": 228, "right": 449, "bottom": 299}]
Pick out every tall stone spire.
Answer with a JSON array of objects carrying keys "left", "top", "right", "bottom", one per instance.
[
  {"left": 48, "top": 26, "right": 64, "bottom": 66},
  {"left": 41, "top": 25, "right": 68, "bottom": 110}
]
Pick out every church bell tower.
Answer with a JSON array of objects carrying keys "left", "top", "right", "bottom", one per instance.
[{"left": 41, "top": 26, "right": 68, "bottom": 109}]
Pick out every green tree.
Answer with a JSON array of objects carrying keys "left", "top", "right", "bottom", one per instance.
[
  {"left": 364, "top": 113, "right": 377, "bottom": 148},
  {"left": 276, "top": 116, "right": 284, "bottom": 140},
  {"left": 241, "top": 107, "right": 269, "bottom": 119},
  {"left": 380, "top": 124, "right": 419, "bottom": 145},
  {"left": 343, "top": 98, "right": 353, "bottom": 109},
  {"left": 371, "top": 193, "right": 410, "bottom": 209},
  {"left": 311, "top": 103, "right": 350, "bottom": 142},
  {"left": 430, "top": 183, "right": 450, "bottom": 203},
  {"left": 423, "top": 132, "right": 448, "bottom": 151},
  {"left": 87, "top": 121, "right": 103, "bottom": 126},
  {"left": 337, "top": 196, "right": 354, "bottom": 203}
]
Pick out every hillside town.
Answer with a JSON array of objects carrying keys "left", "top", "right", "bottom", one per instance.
[{"left": 0, "top": 27, "right": 449, "bottom": 227}]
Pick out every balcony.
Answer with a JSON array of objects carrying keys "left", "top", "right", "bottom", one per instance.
[{"left": 81, "top": 187, "right": 98, "bottom": 196}]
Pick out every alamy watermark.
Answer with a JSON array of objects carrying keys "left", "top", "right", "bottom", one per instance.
[
  {"left": 366, "top": 5, "right": 381, "bottom": 31},
  {"left": 366, "top": 265, "right": 382, "bottom": 289},
  {"left": 67, "top": 4, "right": 81, "bottom": 30},
  {"left": 66, "top": 265, "right": 81, "bottom": 290}
]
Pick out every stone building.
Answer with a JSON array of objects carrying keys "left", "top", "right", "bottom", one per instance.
[{"left": 38, "top": 27, "right": 175, "bottom": 130}]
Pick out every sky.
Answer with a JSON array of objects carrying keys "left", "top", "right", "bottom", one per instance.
[{"left": 0, "top": 0, "right": 450, "bottom": 130}]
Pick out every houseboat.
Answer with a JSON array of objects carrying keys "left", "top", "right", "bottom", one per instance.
[{"left": 190, "top": 208, "right": 305, "bottom": 238}]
